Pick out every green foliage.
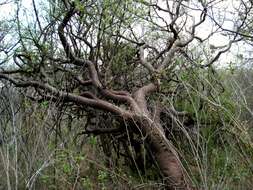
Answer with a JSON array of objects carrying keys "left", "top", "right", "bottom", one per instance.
[
  {"left": 89, "top": 135, "right": 97, "bottom": 146},
  {"left": 98, "top": 170, "right": 109, "bottom": 190},
  {"left": 62, "top": 163, "right": 72, "bottom": 174},
  {"left": 40, "top": 100, "right": 49, "bottom": 108},
  {"left": 81, "top": 177, "right": 92, "bottom": 189}
]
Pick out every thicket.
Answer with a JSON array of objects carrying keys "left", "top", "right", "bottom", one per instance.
[
  {"left": 0, "top": 0, "right": 253, "bottom": 189},
  {"left": 1, "top": 68, "right": 253, "bottom": 189}
]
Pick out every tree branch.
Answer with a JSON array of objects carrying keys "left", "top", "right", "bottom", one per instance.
[
  {"left": 80, "top": 127, "right": 123, "bottom": 135},
  {"left": 0, "top": 73, "right": 132, "bottom": 118},
  {"left": 133, "top": 83, "right": 157, "bottom": 114}
]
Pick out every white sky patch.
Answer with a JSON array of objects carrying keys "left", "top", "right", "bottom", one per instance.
[{"left": 0, "top": 2, "right": 15, "bottom": 18}]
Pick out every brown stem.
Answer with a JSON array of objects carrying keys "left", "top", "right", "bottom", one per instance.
[
  {"left": 133, "top": 83, "right": 157, "bottom": 114},
  {"left": 135, "top": 115, "right": 193, "bottom": 190},
  {"left": 0, "top": 73, "right": 132, "bottom": 118}
]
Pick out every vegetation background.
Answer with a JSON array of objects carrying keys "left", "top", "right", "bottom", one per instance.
[{"left": 0, "top": 0, "right": 253, "bottom": 189}]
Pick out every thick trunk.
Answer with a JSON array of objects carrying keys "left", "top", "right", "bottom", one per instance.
[{"left": 139, "top": 117, "right": 193, "bottom": 190}]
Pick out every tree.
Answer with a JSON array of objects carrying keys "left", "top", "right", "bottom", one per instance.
[{"left": 0, "top": 0, "right": 252, "bottom": 189}]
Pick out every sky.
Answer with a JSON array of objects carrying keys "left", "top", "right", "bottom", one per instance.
[{"left": 0, "top": 1, "right": 16, "bottom": 18}]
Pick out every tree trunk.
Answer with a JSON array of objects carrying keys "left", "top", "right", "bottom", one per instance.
[{"left": 138, "top": 116, "right": 193, "bottom": 190}]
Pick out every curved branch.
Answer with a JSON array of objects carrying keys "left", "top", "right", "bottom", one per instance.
[
  {"left": 57, "top": 7, "right": 86, "bottom": 65},
  {"left": 58, "top": 7, "right": 76, "bottom": 61},
  {"left": 139, "top": 45, "right": 156, "bottom": 73},
  {"left": 133, "top": 83, "right": 157, "bottom": 114},
  {"left": 86, "top": 60, "right": 140, "bottom": 111},
  {"left": 202, "top": 37, "right": 242, "bottom": 67},
  {"left": 80, "top": 127, "right": 123, "bottom": 135},
  {"left": 0, "top": 73, "right": 132, "bottom": 118}
]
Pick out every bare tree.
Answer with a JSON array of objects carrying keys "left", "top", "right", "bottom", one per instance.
[{"left": 0, "top": 0, "right": 251, "bottom": 189}]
